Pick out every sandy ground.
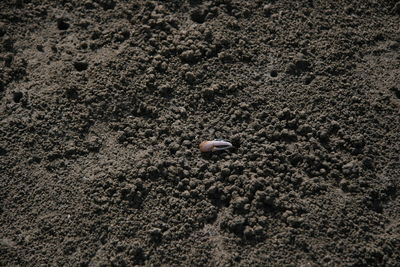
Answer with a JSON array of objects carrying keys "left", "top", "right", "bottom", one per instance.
[{"left": 1, "top": 0, "right": 400, "bottom": 266}]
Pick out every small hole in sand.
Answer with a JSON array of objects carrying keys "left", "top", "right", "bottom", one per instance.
[{"left": 270, "top": 70, "right": 278, "bottom": 77}]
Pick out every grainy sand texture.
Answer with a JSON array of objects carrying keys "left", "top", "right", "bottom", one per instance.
[{"left": 1, "top": 1, "right": 400, "bottom": 266}]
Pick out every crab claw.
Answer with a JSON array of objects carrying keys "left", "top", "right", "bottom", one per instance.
[{"left": 199, "top": 140, "right": 233, "bottom": 152}]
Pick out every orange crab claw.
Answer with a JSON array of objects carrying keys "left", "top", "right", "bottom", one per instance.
[{"left": 199, "top": 140, "right": 233, "bottom": 152}]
